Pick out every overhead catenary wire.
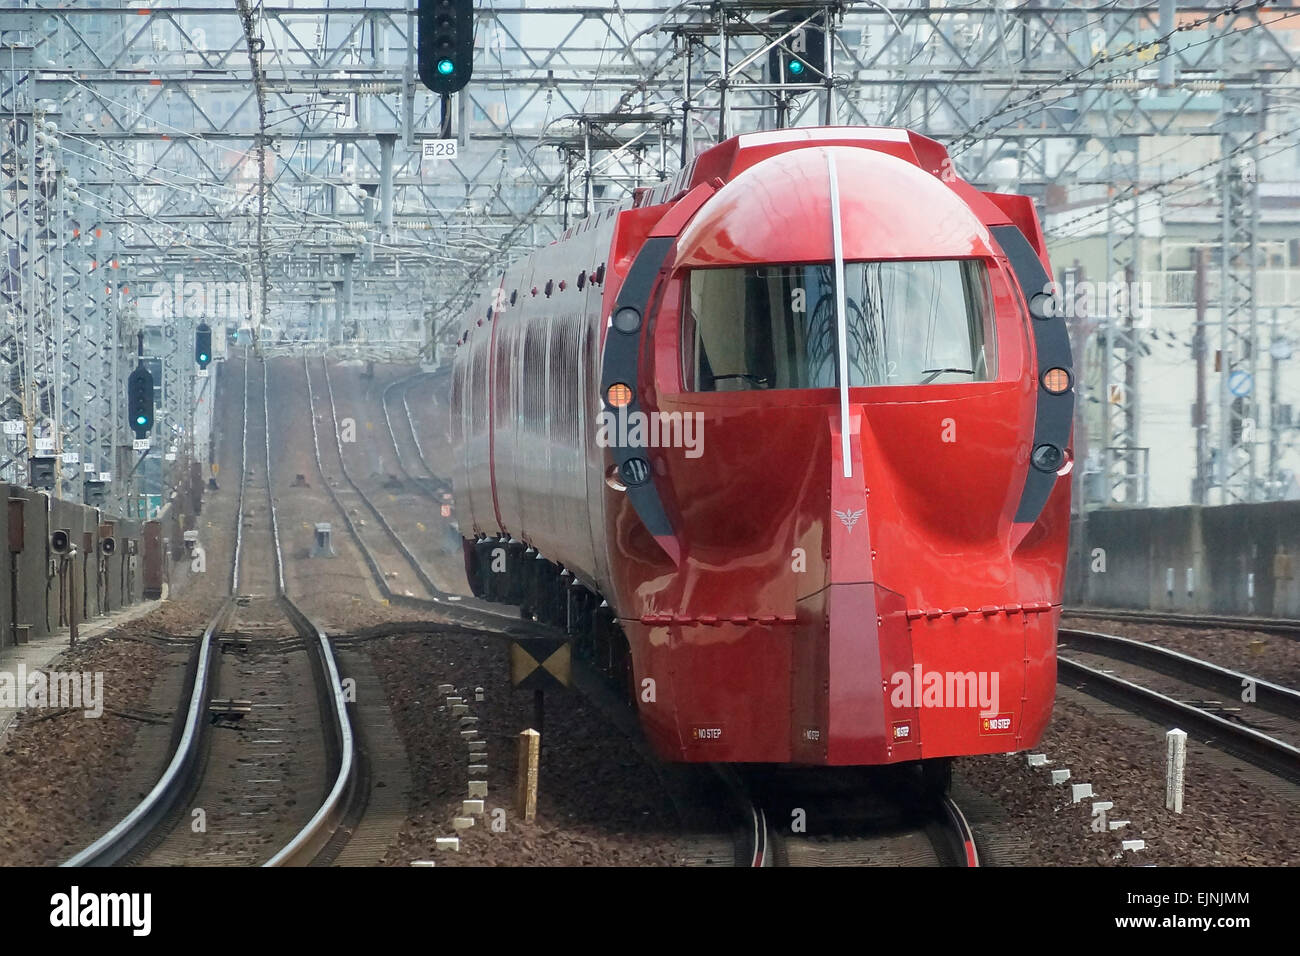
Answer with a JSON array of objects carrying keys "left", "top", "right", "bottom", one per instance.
[
  {"left": 1045, "top": 125, "right": 1298, "bottom": 244},
  {"left": 236, "top": 0, "right": 271, "bottom": 338},
  {"left": 946, "top": 0, "right": 1282, "bottom": 159}
]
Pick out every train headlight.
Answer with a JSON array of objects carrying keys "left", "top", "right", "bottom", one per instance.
[
  {"left": 1041, "top": 367, "right": 1072, "bottom": 394},
  {"left": 606, "top": 383, "right": 634, "bottom": 408},
  {"left": 611, "top": 306, "right": 641, "bottom": 334},
  {"left": 1031, "top": 443, "right": 1065, "bottom": 473},
  {"left": 620, "top": 457, "right": 651, "bottom": 486},
  {"left": 1028, "top": 291, "right": 1058, "bottom": 319}
]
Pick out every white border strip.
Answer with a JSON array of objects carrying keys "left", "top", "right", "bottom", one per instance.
[{"left": 827, "top": 150, "right": 852, "bottom": 479}]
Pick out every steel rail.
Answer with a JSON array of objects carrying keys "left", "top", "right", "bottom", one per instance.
[
  {"left": 379, "top": 371, "right": 446, "bottom": 497},
  {"left": 61, "top": 355, "right": 256, "bottom": 867},
  {"left": 320, "top": 360, "right": 443, "bottom": 600},
  {"left": 60, "top": 603, "right": 232, "bottom": 866},
  {"left": 259, "top": 357, "right": 359, "bottom": 867},
  {"left": 1065, "top": 607, "right": 1300, "bottom": 640},
  {"left": 939, "top": 794, "right": 980, "bottom": 868},
  {"left": 1057, "top": 655, "right": 1300, "bottom": 785},
  {"left": 303, "top": 355, "right": 533, "bottom": 631},
  {"left": 1059, "top": 627, "right": 1300, "bottom": 723}
]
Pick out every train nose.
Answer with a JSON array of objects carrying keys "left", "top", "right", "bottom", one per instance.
[
  {"left": 812, "top": 406, "right": 900, "bottom": 764},
  {"left": 793, "top": 403, "right": 1035, "bottom": 765}
]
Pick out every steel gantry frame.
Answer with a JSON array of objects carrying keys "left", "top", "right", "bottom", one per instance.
[
  {"left": 1217, "top": 86, "right": 1264, "bottom": 503},
  {"left": 1, "top": 2, "right": 1298, "bottom": 515},
  {"left": 655, "top": 1, "right": 1294, "bottom": 507}
]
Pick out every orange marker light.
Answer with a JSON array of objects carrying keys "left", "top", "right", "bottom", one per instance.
[
  {"left": 1042, "top": 368, "right": 1071, "bottom": 394},
  {"left": 607, "top": 383, "right": 633, "bottom": 408}
]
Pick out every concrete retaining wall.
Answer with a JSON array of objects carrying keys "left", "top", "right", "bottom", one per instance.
[
  {"left": 0, "top": 484, "right": 169, "bottom": 651},
  {"left": 1069, "top": 501, "right": 1300, "bottom": 617}
]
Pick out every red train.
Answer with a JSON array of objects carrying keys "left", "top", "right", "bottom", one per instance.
[{"left": 449, "top": 127, "right": 1072, "bottom": 772}]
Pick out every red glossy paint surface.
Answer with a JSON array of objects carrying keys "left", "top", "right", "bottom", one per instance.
[
  {"left": 675, "top": 146, "right": 999, "bottom": 268},
  {"left": 451, "top": 128, "right": 1070, "bottom": 765}
]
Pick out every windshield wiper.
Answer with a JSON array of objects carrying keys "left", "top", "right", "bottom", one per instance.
[
  {"left": 711, "top": 373, "right": 770, "bottom": 389},
  {"left": 920, "top": 367, "right": 974, "bottom": 385}
]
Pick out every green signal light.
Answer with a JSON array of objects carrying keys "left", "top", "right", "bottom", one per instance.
[
  {"left": 199, "top": 353, "right": 209, "bottom": 362},
  {"left": 437, "top": 58, "right": 455, "bottom": 76},
  {"left": 135, "top": 415, "right": 148, "bottom": 426},
  {"left": 788, "top": 59, "right": 805, "bottom": 76}
]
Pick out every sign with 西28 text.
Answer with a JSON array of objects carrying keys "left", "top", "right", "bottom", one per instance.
[{"left": 422, "top": 139, "right": 459, "bottom": 165}]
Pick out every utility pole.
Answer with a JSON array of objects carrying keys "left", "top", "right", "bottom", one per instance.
[
  {"left": 24, "top": 94, "right": 40, "bottom": 478},
  {"left": 54, "top": 164, "right": 66, "bottom": 501},
  {"left": 1064, "top": 261, "right": 1092, "bottom": 603},
  {"left": 1193, "top": 248, "right": 1208, "bottom": 505},
  {"left": 1218, "top": 87, "right": 1262, "bottom": 503},
  {"left": 1269, "top": 307, "right": 1282, "bottom": 498}
]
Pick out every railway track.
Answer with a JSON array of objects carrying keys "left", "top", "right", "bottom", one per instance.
[
  {"left": 304, "top": 356, "right": 442, "bottom": 603},
  {"left": 380, "top": 370, "right": 448, "bottom": 499},
  {"left": 1058, "top": 626, "right": 1300, "bottom": 785},
  {"left": 729, "top": 768, "right": 980, "bottom": 868},
  {"left": 317, "top": 357, "right": 989, "bottom": 868},
  {"left": 303, "top": 356, "right": 529, "bottom": 632},
  {"left": 63, "top": 353, "right": 360, "bottom": 867},
  {"left": 1066, "top": 607, "right": 1300, "bottom": 639}
]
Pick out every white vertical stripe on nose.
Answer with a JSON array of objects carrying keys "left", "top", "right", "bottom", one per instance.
[{"left": 827, "top": 149, "right": 852, "bottom": 479}]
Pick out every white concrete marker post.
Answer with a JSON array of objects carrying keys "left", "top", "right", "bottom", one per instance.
[{"left": 1166, "top": 728, "right": 1187, "bottom": 813}]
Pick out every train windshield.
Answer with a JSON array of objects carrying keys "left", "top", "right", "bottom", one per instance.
[{"left": 682, "top": 259, "right": 996, "bottom": 392}]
